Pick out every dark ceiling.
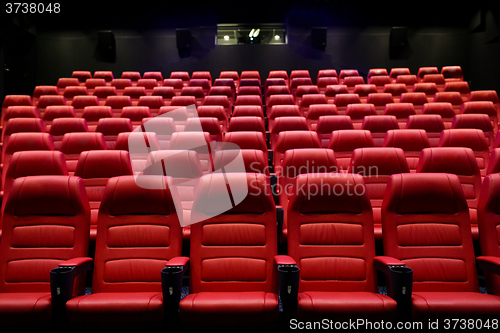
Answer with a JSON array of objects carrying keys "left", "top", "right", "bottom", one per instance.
[{"left": 1, "top": 1, "right": 492, "bottom": 33}]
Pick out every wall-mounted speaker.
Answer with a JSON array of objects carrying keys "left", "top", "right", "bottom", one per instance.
[
  {"left": 390, "top": 27, "right": 409, "bottom": 59},
  {"left": 311, "top": 27, "right": 327, "bottom": 51},
  {"left": 96, "top": 31, "right": 115, "bottom": 62},
  {"left": 176, "top": 29, "right": 192, "bottom": 49}
]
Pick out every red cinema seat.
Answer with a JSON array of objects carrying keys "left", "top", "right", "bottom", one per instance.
[
  {"left": 266, "top": 94, "right": 295, "bottom": 111},
  {"left": 353, "top": 84, "right": 377, "bottom": 102},
  {"left": 197, "top": 105, "right": 228, "bottom": 133},
  {"left": 417, "top": 67, "right": 439, "bottom": 82},
  {"left": 338, "top": 69, "right": 359, "bottom": 84},
  {"left": 451, "top": 113, "right": 495, "bottom": 150},
  {"left": 405, "top": 114, "right": 445, "bottom": 147},
  {"left": 202, "top": 95, "right": 232, "bottom": 119},
  {"left": 412, "top": 82, "right": 439, "bottom": 102},
  {"left": 1, "top": 105, "right": 38, "bottom": 132},
  {"left": 222, "top": 131, "right": 269, "bottom": 166},
  {"left": 305, "top": 104, "right": 338, "bottom": 131},
  {"left": 382, "top": 83, "right": 407, "bottom": 102},
  {"left": 49, "top": 118, "right": 89, "bottom": 150},
  {"left": 422, "top": 73, "right": 446, "bottom": 92},
  {"left": 145, "top": 149, "right": 204, "bottom": 234},
  {"left": 422, "top": 102, "right": 456, "bottom": 129},
  {"left": 383, "top": 103, "right": 417, "bottom": 128},
  {"left": 0, "top": 175, "right": 90, "bottom": 325},
  {"left": 285, "top": 173, "right": 400, "bottom": 321},
  {"left": 1, "top": 118, "right": 45, "bottom": 149},
  {"left": 137, "top": 78, "right": 161, "bottom": 96},
  {"left": 227, "top": 116, "right": 266, "bottom": 134},
  {"left": 399, "top": 92, "right": 428, "bottom": 114},
  {"left": 140, "top": 117, "right": 176, "bottom": 149},
  {"left": 315, "top": 115, "right": 354, "bottom": 148},
  {"left": 381, "top": 173, "right": 500, "bottom": 320},
  {"left": 168, "top": 132, "right": 214, "bottom": 174},
  {"left": 1, "top": 133, "right": 54, "bottom": 190},
  {"left": 158, "top": 106, "right": 189, "bottom": 131},
  {"left": 181, "top": 86, "right": 206, "bottom": 106},
  {"left": 184, "top": 117, "right": 223, "bottom": 146},
  {"left": 110, "top": 78, "right": 133, "bottom": 95},
  {"left": 188, "top": 78, "right": 211, "bottom": 95},
  {"left": 162, "top": 78, "right": 184, "bottom": 95},
  {"left": 444, "top": 81, "right": 470, "bottom": 102},
  {"left": 438, "top": 128, "right": 490, "bottom": 178},
  {"left": 350, "top": 147, "right": 410, "bottom": 240},
  {"left": 395, "top": 74, "right": 418, "bottom": 92},
  {"left": 461, "top": 101, "right": 499, "bottom": 134},
  {"left": 441, "top": 65, "right": 464, "bottom": 82},
  {"left": 178, "top": 173, "right": 279, "bottom": 326},
  {"left": 120, "top": 106, "right": 152, "bottom": 128},
  {"left": 120, "top": 71, "right": 141, "bottom": 84},
  {"left": 361, "top": 115, "right": 399, "bottom": 147},
  {"left": 389, "top": 67, "right": 411, "bottom": 83},
  {"left": 213, "top": 148, "right": 269, "bottom": 176},
  {"left": 316, "top": 76, "right": 339, "bottom": 94},
  {"left": 105, "top": 95, "right": 133, "bottom": 117},
  {"left": 208, "top": 86, "right": 234, "bottom": 105},
  {"left": 36, "top": 95, "right": 66, "bottom": 117},
  {"left": 137, "top": 95, "right": 165, "bottom": 117},
  {"left": 41, "top": 105, "right": 77, "bottom": 131},
  {"left": 298, "top": 94, "right": 327, "bottom": 117},
  {"left": 74, "top": 150, "right": 133, "bottom": 240},
  {"left": 93, "top": 71, "right": 114, "bottom": 82},
  {"left": 64, "top": 175, "right": 183, "bottom": 325},
  {"left": 81, "top": 106, "right": 114, "bottom": 131},
  {"left": 433, "top": 91, "right": 464, "bottom": 114},
  {"left": 343, "top": 75, "right": 365, "bottom": 93},
  {"left": 332, "top": 93, "right": 361, "bottom": 114},
  {"left": 368, "top": 75, "right": 392, "bottom": 93},
  {"left": 317, "top": 69, "right": 337, "bottom": 80},
  {"left": 383, "top": 129, "right": 430, "bottom": 172},
  {"left": 57, "top": 77, "right": 81, "bottom": 94},
  {"left": 114, "top": 131, "right": 160, "bottom": 175},
  {"left": 328, "top": 129, "right": 374, "bottom": 171},
  {"left": 0, "top": 151, "right": 68, "bottom": 228},
  {"left": 366, "top": 92, "right": 395, "bottom": 114},
  {"left": 273, "top": 131, "right": 321, "bottom": 171},
  {"left": 231, "top": 105, "right": 265, "bottom": 119},
  {"left": 84, "top": 78, "right": 107, "bottom": 95},
  {"left": 32, "top": 85, "right": 59, "bottom": 106},
  {"left": 267, "top": 105, "right": 301, "bottom": 132},
  {"left": 59, "top": 132, "right": 107, "bottom": 175},
  {"left": 270, "top": 116, "right": 308, "bottom": 150},
  {"left": 93, "top": 86, "right": 117, "bottom": 104},
  {"left": 95, "top": 117, "right": 134, "bottom": 150},
  {"left": 170, "top": 71, "right": 190, "bottom": 86},
  {"left": 477, "top": 173, "right": 500, "bottom": 296},
  {"left": 276, "top": 148, "right": 338, "bottom": 242},
  {"left": 151, "top": 87, "right": 176, "bottom": 105},
  {"left": 345, "top": 103, "right": 377, "bottom": 128},
  {"left": 71, "top": 70, "right": 92, "bottom": 84},
  {"left": 417, "top": 147, "right": 482, "bottom": 239},
  {"left": 142, "top": 71, "right": 163, "bottom": 82}
]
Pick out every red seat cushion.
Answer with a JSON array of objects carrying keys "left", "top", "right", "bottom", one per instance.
[
  {"left": 66, "top": 292, "right": 163, "bottom": 324},
  {"left": 297, "top": 291, "right": 397, "bottom": 321},
  {"left": 179, "top": 291, "right": 279, "bottom": 325},
  {"left": 412, "top": 292, "right": 500, "bottom": 320},
  {"left": 0, "top": 292, "right": 52, "bottom": 324}
]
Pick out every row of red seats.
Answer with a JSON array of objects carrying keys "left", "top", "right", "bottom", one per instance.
[
  {"left": 1, "top": 130, "right": 499, "bottom": 244},
  {"left": 1, "top": 170, "right": 499, "bottom": 327}
]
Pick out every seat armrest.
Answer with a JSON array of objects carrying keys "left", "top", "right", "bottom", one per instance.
[
  {"left": 374, "top": 256, "right": 413, "bottom": 322},
  {"left": 476, "top": 256, "right": 500, "bottom": 277},
  {"left": 275, "top": 255, "right": 299, "bottom": 320},
  {"left": 50, "top": 257, "right": 93, "bottom": 302},
  {"left": 161, "top": 256, "right": 190, "bottom": 322}
]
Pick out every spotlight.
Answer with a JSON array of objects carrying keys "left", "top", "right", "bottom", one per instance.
[
  {"left": 274, "top": 35, "right": 280, "bottom": 40},
  {"left": 224, "top": 35, "right": 230, "bottom": 41}
]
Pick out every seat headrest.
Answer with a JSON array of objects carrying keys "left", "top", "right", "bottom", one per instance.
[
  {"left": 3, "top": 106, "right": 39, "bottom": 121},
  {"left": 114, "top": 131, "right": 160, "bottom": 151},
  {"left": 75, "top": 150, "right": 133, "bottom": 178},
  {"left": 5, "top": 175, "right": 88, "bottom": 216},
  {"left": 383, "top": 129, "right": 430, "bottom": 151},
  {"left": 192, "top": 173, "right": 273, "bottom": 215},
  {"left": 316, "top": 115, "right": 354, "bottom": 133},
  {"left": 102, "top": 175, "right": 176, "bottom": 216},
  {"left": 271, "top": 117, "right": 308, "bottom": 134},
  {"left": 281, "top": 148, "right": 338, "bottom": 177},
  {"left": 292, "top": 173, "right": 370, "bottom": 214},
  {"left": 7, "top": 151, "right": 68, "bottom": 178},
  {"left": 49, "top": 118, "right": 88, "bottom": 136},
  {"left": 275, "top": 131, "right": 321, "bottom": 153},
  {"left": 350, "top": 147, "right": 409, "bottom": 175},
  {"left": 328, "top": 130, "right": 374, "bottom": 152},
  {"left": 4, "top": 133, "right": 54, "bottom": 154},
  {"left": 417, "top": 147, "right": 480, "bottom": 176},
  {"left": 95, "top": 118, "right": 133, "bottom": 135},
  {"left": 422, "top": 102, "right": 456, "bottom": 118},
  {"left": 438, "top": 129, "right": 489, "bottom": 151},
  {"left": 452, "top": 114, "right": 493, "bottom": 132},
  {"left": 60, "top": 132, "right": 107, "bottom": 154},
  {"left": 406, "top": 114, "right": 445, "bottom": 132},
  {"left": 145, "top": 150, "right": 203, "bottom": 178},
  {"left": 461, "top": 101, "right": 497, "bottom": 117},
  {"left": 120, "top": 106, "right": 152, "bottom": 120},
  {"left": 222, "top": 131, "right": 267, "bottom": 151},
  {"left": 361, "top": 115, "right": 399, "bottom": 132},
  {"left": 213, "top": 149, "right": 269, "bottom": 175},
  {"left": 42, "top": 105, "right": 76, "bottom": 121},
  {"left": 385, "top": 173, "right": 467, "bottom": 214},
  {"left": 81, "top": 106, "right": 113, "bottom": 121},
  {"left": 141, "top": 117, "right": 176, "bottom": 135}
]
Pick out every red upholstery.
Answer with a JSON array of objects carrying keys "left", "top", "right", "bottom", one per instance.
[
  {"left": 417, "top": 67, "right": 439, "bottom": 81},
  {"left": 332, "top": 93, "right": 361, "bottom": 114},
  {"left": 139, "top": 117, "right": 176, "bottom": 149},
  {"left": 412, "top": 83, "right": 439, "bottom": 102},
  {"left": 417, "top": 147, "right": 482, "bottom": 239},
  {"left": 49, "top": 118, "right": 89, "bottom": 149},
  {"left": 438, "top": 128, "right": 490, "bottom": 177},
  {"left": 345, "top": 103, "right": 377, "bottom": 128},
  {"left": 383, "top": 103, "right": 416, "bottom": 128},
  {"left": 406, "top": 114, "right": 445, "bottom": 147},
  {"left": 452, "top": 113, "right": 495, "bottom": 149},
  {"left": 382, "top": 173, "right": 500, "bottom": 320},
  {"left": 350, "top": 147, "right": 409, "bottom": 239},
  {"left": 270, "top": 116, "right": 308, "bottom": 149},
  {"left": 95, "top": 118, "right": 134, "bottom": 149},
  {"left": 180, "top": 173, "right": 279, "bottom": 325},
  {"left": 361, "top": 115, "right": 399, "bottom": 146},
  {"left": 266, "top": 94, "right": 295, "bottom": 110},
  {"left": 222, "top": 131, "right": 269, "bottom": 163},
  {"left": 181, "top": 86, "right": 206, "bottom": 106},
  {"left": 111, "top": 78, "right": 133, "bottom": 94},
  {"left": 168, "top": 132, "right": 214, "bottom": 174},
  {"left": 383, "top": 129, "right": 430, "bottom": 172},
  {"left": 478, "top": 173, "right": 500, "bottom": 296},
  {"left": 389, "top": 68, "right": 411, "bottom": 82},
  {"left": 382, "top": 83, "right": 407, "bottom": 102},
  {"left": 277, "top": 148, "right": 338, "bottom": 241},
  {"left": 274, "top": 131, "right": 321, "bottom": 170},
  {"left": 368, "top": 76, "right": 392, "bottom": 93},
  {"left": 433, "top": 91, "right": 464, "bottom": 114},
  {"left": 105, "top": 95, "right": 133, "bottom": 117},
  {"left": 59, "top": 132, "right": 107, "bottom": 175},
  {"left": 1, "top": 133, "right": 54, "bottom": 189},
  {"left": 170, "top": 71, "right": 191, "bottom": 86},
  {"left": 120, "top": 106, "right": 152, "bottom": 128},
  {"left": 1, "top": 118, "right": 45, "bottom": 148},
  {"left": 287, "top": 173, "right": 397, "bottom": 321},
  {"left": 213, "top": 148, "right": 269, "bottom": 176},
  {"left": 114, "top": 131, "right": 160, "bottom": 175},
  {"left": 0, "top": 176, "right": 89, "bottom": 324},
  {"left": 184, "top": 117, "right": 223, "bottom": 145},
  {"left": 441, "top": 65, "right": 464, "bottom": 81},
  {"left": 71, "top": 71, "right": 92, "bottom": 84},
  {"left": 328, "top": 129, "right": 374, "bottom": 171},
  {"left": 145, "top": 149, "right": 203, "bottom": 240},
  {"left": 137, "top": 95, "right": 165, "bottom": 116},
  {"left": 231, "top": 105, "right": 265, "bottom": 119},
  {"left": 1, "top": 105, "right": 39, "bottom": 131},
  {"left": 189, "top": 79, "right": 211, "bottom": 96},
  {"left": 197, "top": 105, "right": 228, "bottom": 132},
  {"left": 316, "top": 115, "right": 354, "bottom": 147},
  {"left": 305, "top": 104, "right": 338, "bottom": 131},
  {"left": 399, "top": 92, "right": 429, "bottom": 114},
  {"left": 158, "top": 106, "right": 189, "bottom": 131},
  {"left": 352, "top": 83, "right": 377, "bottom": 102},
  {"left": 298, "top": 94, "right": 328, "bottom": 116},
  {"left": 461, "top": 101, "right": 499, "bottom": 133},
  {"left": 444, "top": 81, "right": 470, "bottom": 102},
  {"left": 74, "top": 150, "right": 134, "bottom": 240},
  {"left": 422, "top": 102, "right": 456, "bottom": 128},
  {"left": 227, "top": 116, "right": 266, "bottom": 134},
  {"left": 65, "top": 175, "right": 182, "bottom": 324},
  {"left": 267, "top": 104, "right": 301, "bottom": 131}
]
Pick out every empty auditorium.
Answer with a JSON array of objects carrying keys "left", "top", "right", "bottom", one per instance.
[{"left": 1, "top": 1, "right": 500, "bottom": 332}]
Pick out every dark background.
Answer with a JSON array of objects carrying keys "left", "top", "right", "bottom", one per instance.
[{"left": 1, "top": 1, "right": 499, "bottom": 100}]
